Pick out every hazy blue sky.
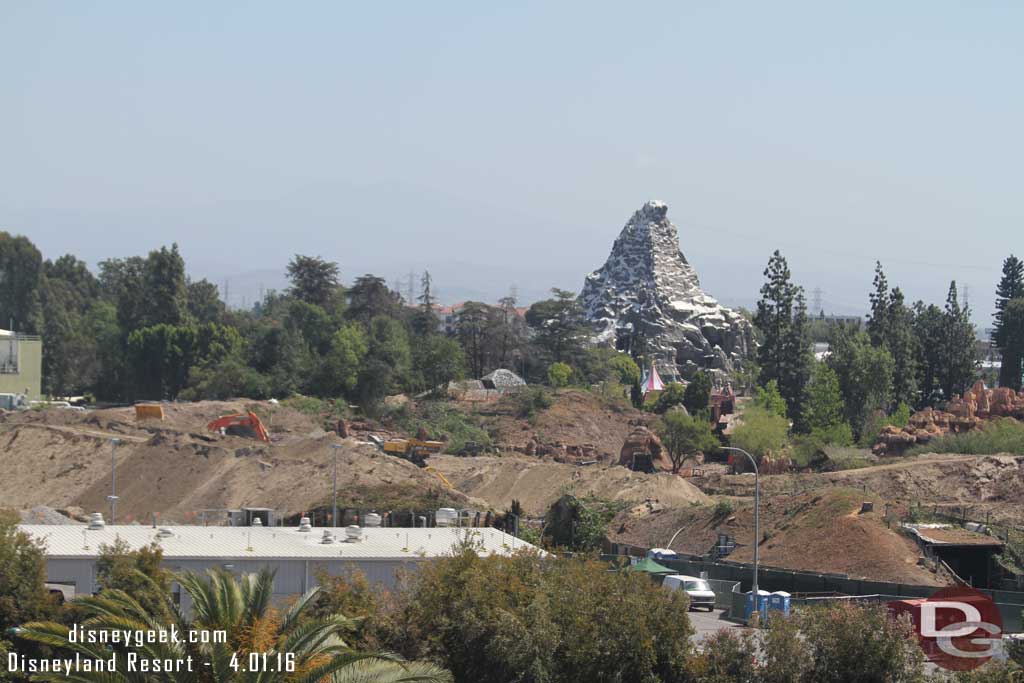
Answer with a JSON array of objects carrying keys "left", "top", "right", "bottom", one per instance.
[{"left": 2, "top": 2, "right": 1021, "bottom": 324}]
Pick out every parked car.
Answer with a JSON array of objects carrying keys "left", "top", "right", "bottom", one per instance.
[{"left": 662, "top": 574, "right": 716, "bottom": 611}]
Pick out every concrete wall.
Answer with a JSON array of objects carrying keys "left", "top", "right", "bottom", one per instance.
[{"left": 0, "top": 336, "right": 41, "bottom": 398}]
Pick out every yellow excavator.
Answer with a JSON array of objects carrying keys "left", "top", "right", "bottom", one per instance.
[{"left": 381, "top": 438, "right": 444, "bottom": 467}]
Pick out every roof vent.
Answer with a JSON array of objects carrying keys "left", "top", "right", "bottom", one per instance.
[
  {"left": 297, "top": 517, "right": 312, "bottom": 532},
  {"left": 87, "top": 513, "right": 105, "bottom": 530},
  {"left": 251, "top": 517, "right": 263, "bottom": 527},
  {"left": 344, "top": 525, "right": 363, "bottom": 542},
  {"left": 320, "top": 530, "right": 335, "bottom": 544},
  {"left": 156, "top": 528, "right": 173, "bottom": 539},
  {"left": 363, "top": 512, "right": 382, "bottom": 528}
]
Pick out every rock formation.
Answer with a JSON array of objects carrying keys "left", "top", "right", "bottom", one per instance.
[{"left": 580, "top": 201, "right": 754, "bottom": 381}]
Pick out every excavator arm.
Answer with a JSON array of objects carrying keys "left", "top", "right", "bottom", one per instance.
[{"left": 207, "top": 411, "right": 271, "bottom": 442}]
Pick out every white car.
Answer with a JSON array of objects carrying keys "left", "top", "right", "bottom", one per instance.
[{"left": 662, "top": 574, "right": 716, "bottom": 611}]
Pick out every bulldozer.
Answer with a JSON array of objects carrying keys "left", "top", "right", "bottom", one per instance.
[
  {"left": 207, "top": 411, "right": 271, "bottom": 442},
  {"left": 381, "top": 438, "right": 444, "bottom": 467}
]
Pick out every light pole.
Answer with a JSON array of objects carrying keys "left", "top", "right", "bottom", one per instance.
[
  {"left": 722, "top": 446, "right": 759, "bottom": 596},
  {"left": 107, "top": 438, "right": 121, "bottom": 523},
  {"left": 331, "top": 444, "right": 341, "bottom": 528}
]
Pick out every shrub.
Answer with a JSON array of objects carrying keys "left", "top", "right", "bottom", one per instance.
[
  {"left": 515, "top": 386, "right": 553, "bottom": 419},
  {"left": 375, "top": 548, "right": 693, "bottom": 683},
  {"left": 388, "top": 401, "right": 492, "bottom": 454},
  {"left": 547, "top": 362, "right": 573, "bottom": 388},
  {"left": 907, "top": 417, "right": 1024, "bottom": 456},
  {"left": 729, "top": 405, "right": 790, "bottom": 459},
  {"left": 653, "top": 382, "right": 686, "bottom": 413}
]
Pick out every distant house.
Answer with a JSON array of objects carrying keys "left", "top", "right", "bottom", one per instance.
[
  {"left": 0, "top": 329, "right": 41, "bottom": 399},
  {"left": 481, "top": 368, "right": 526, "bottom": 392}
]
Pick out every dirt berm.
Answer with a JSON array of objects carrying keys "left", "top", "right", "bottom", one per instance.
[
  {"left": 429, "top": 454, "right": 710, "bottom": 516},
  {"left": 0, "top": 401, "right": 471, "bottom": 523}
]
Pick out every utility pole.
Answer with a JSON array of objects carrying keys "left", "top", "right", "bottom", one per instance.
[
  {"left": 722, "top": 447, "right": 759, "bottom": 597},
  {"left": 107, "top": 438, "right": 121, "bottom": 523},
  {"left": 331, "top": 443, "right": 341, "bottom": 528}
]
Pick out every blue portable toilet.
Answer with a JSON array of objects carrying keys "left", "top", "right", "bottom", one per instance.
[
  {"left": 744, "top": 590, "right": 771, "bottom": 622},
  {"left": 768, "top": 591, "right": 791, "bottom": 616}
]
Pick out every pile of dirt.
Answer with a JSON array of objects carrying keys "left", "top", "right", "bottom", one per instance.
[
  {"left": 701, "top": 453, "right": 1024, "bottom": 526},
  {"left": 476, "top": 389, "right": 652, "bottom": 461},
  {"left": 609, "top": 488, "right": 946, "bottom": 585},
  {"left": 0, "top": 401, "right": 470, "bottom": 523},
  {"left": 429, "top": 453, "right": 709, "bottom": 516}
]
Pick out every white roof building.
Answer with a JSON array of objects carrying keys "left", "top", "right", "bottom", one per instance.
[{"left": 20, "top": 523, "right": 539, "bottom": 604}]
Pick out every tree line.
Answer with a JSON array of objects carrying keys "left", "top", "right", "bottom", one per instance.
[{"left": 0, "top": 233, "right": 635, "bottom": 410}]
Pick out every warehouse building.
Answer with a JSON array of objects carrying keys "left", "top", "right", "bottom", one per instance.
[{"left": 20, "top": 518, "right": 538, "bottom": 607}]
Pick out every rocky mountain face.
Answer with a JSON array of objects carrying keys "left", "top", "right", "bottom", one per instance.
[{"left": 579, "top": 201, "right": 754, "bottom": 381}]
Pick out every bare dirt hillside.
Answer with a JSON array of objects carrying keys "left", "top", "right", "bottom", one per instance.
[
  {"left": 609, "top": 488, "right": 945, "bottom": 586},
  {"left": 702, "top": 453, "right": 1024, "bottom": 525},
  {"left": 429, "top": 453, "right": 709, "bottom": 515},
  {"left": 0, "top": 401, "right": 470, "bottom": 523},
  {"left": 473, "top": 389, "right": 651, "bottom": 460}
]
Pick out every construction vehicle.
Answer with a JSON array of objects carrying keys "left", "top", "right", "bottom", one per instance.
[
  {"left": 381, "top": 438, "right": 444, "bottom": 467},
  {"left": 207, "top": 411, "right": 271, "bottom": 442}
]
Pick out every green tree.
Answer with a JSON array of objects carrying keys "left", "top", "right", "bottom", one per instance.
[
  {"left": 412, "top": 270, "right": 439, "bottom": 336},
  {"left": 939, "top": 281, "right": 977, "bottom": 400},
  {"left": 827, "top": 326, "right": 894, "bottom": 441},
  {"left": 683, "top": 370, "right": 711, "bottom": 416},
  {"left": 608, "top": 353, "right": 641, "bottom": 386},
  {"left": 99, "top": 255, "right": 147, "bottom": 333},
  {"left": 999, "top": 298, "right": 1024, "bottom": 392},
  {"left": 454, "top": 301, "right": 493, "bottom": 378},
  {"left": 866, "top": 260, "right": 891, "bottom": 347},
  {"left": 912, "top": 301, "right": 946, "bottom": 406},
  {"left": 657, "top": 410, "right": 718, "bottom": 473},
  {"left": 414, "top": 335, "right": 465, "bottom": 395},
  {"left": 729, "top": 405, "right": 789, "bottom": 459},
  {"left": 525, "top": 288, "right": 588, "bottom": 365},
  {"left": 887, "top": 287, "right": 919, "bottom": 408},
  {"left": 346, "top": 275, "right": 403, "bottom": 325},
  {"left": 546, "top": 361, "right": 573, "bottom": 388},
  {"left": 653, "top": 382, "right": 687, "bottom": 413},
  {"left": 803, "top": 363, "right": 854, "bottom": 445},
  {"left": 142, "top": 244, "right": 189, "bottom": 327},
  {"left": 322, "top": 322, "right": 369, "bottom": 397},
  {"left": 0, "top": 509, "right": 55, "bottom": 633},
  {"left": 994, "top": 255, "right": 1024, "bottom": 390},
  {"left": 754, "top": 251, "right": 812, "bottom": 428},
  {"left": 286, "top": 254, "right": 340, "bottom": 308},
  {"left": 378, "top": 547, "right": 692, "bottom": 683},
  {"left": 0, "top": 232, "right": 44, "bottom": 333},
  {"left": 285, "top": 299, "right": 335, "bottom": 355},
  {"left": 19, "top": 567, "right": 450, "bottom": 683},
  {"left": 187, "top": 278, "right": 226, "bottom": 324},
  {"left": 85, "top": 301, "right": 125, "bottom": 400},
  {"left": 753, "top": 379, "right": 788, "bottom": 418},
  {"left": 95, "top": 539, "right": 174, "bottom": 623}
]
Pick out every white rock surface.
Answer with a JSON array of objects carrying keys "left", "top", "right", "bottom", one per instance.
[{"left": 580, "top": 201, "right": 754, "bottom": 380}]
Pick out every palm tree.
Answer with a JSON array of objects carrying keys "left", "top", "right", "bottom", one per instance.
[{"left": 16, "top": 568, "right": 449, "bottom": 683}]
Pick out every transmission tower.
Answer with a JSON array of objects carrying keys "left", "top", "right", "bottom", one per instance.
[{"left": 811, "top": 287, "right": 824, "bottom": 316}]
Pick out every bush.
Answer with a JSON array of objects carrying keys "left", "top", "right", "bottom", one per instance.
[
  {"left": 652, "top": 382, "right": 686, "bottom": 413},
  {"left": 729, "top": 405, "right": 790, "bottom": 459},
  {"left": 547, "top": 362, "right": 573, "bottom": 388},
  {"left": 516, "top": 386, "right": 553, "bottom": 419},
  {"left": 907, "top": 417, "right": 1024, "bottom": 456},
  {"left": 388, "top": 401, "right": 492, "bottom": 454},
  {"left": 375, "top": 547, "right": 694, "bottom": 683}
]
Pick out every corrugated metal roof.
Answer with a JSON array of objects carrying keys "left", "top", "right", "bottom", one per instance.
[{"left": 18, "top": 524, "right": 539, "bottom": 560}]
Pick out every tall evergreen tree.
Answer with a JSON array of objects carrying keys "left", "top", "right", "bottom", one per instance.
[
  {"left": 754, "top": 250, "right": 812, "bottom": 428},
  {"left": 866, "top": 261, "right": 891, "bottom": 347},
  {"left": 286, "top": 254, "right": 340, "bottom": 308},
  {"left": 939, "top": 281, "right": 977, "bottom": 399},
  {"left": 886, "top": 287, "right": 918, "bottom": 407},
  {"left": 0, "top": 232, "right": 44, "bottom": 333},
  {"left": 412, "top": 270, "right": 439, "bottom": 336},
  {"left": 141, "top": 244, "right": 189, "bottom": 327},
  {"left": 999, "top": 299, "right": 1024, "bottom": 391},
  {"left": 993, "top": 255, "right": 1024, "bottom": 388}
]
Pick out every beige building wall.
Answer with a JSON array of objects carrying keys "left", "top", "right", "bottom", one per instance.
[{"left": 0, "top": 336, "right": 42, "bottom": 399}]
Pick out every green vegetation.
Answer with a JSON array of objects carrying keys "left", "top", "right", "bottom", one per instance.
[
  {"left": 546, "top": 361, "right": 573, "bottom": 388},
  {"left": 657, "top": 410, "right": 719, "bottom": 473},
  {"left": 388, "top": 402, "right": 492, "bottom": 454},
  {"left": 730, "top": 405, "right": 789, "bottom": 460},
  {"left": 906, "top": 417, "right": 1024, "bottom": 456},
  {"left": 18, "top": 567, "right": 451, "bottom": 683},
  {"left": 544, "top": 494, "right": 629, "bottom": 552},
  {"left": 515, "top": 385, "right": 553, "bottom": 419}
]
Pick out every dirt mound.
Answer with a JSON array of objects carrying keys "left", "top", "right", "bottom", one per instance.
[
  {"left": 478, "top": 389, "right": 652, "bottom": 460},
  {"left": 0, "top": 401, "right": 466, "bottom": 523},
  {"left": 609, "top": 488, "right": 945, "bottom": 585},
  {"left": 429, "top": 453, "right": 709, "bottom": 515}
]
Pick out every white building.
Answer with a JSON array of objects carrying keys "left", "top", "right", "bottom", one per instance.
[{"left": 19, "top": 521, "right": 537, "bottom": 607}]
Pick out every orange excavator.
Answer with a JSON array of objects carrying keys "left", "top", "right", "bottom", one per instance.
[{"left": 207, "top": 411, "right": 271, "bottom": 442}]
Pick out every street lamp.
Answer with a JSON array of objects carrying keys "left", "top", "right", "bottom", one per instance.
[
  {"left": 722, "top": 446, "right": 759, "bottom": 596},
  {"left": 331, "top": 444, "right": 341, "bottom": 528},
  {"left": 107, "top": 438, "right": 121, "bottom": 523}
]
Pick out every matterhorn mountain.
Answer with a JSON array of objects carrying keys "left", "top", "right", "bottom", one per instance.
[{"left": 579, "top": 200, "right": 754, "bottom": 381}]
